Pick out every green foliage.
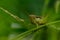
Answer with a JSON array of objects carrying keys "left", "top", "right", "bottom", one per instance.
[{"left": 0, "top": 0, "right": 60, "bottom": 40}]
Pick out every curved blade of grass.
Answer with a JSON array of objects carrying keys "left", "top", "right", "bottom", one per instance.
[
  {"left": 41, "top": 0, "right": 50, "bottom": 16},
  {"left": 55, "top": 0, "right": 60, "bottom": 13},
  {"left": 0, "top": 7, "right": 24, "bottom": 22},
  {"left": 12, "top": 20, "right": 60, "bottom": 40},
  {"left": 46, "top": 20, "right": 60, "bottom": 25},
  {"left": 30, "top": 28, "right": 44, "bottom": 40},
  {"left": 47, "top": 25, "right": 58, "bottom": 40},
  {"left": 12, "top": 25, "right": 45, "bottom": 40}
]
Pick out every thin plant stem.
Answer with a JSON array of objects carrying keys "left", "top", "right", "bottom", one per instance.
[
  {"left": 12, "top": 20, "right": 60, "bottom": 40},
  {"left": 0, "top": 7, "right": 24, "bottom": 22}
]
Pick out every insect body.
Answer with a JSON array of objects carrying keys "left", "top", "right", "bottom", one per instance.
[{"left": 29, "top": 15, "right": 46, "bottom": 25}]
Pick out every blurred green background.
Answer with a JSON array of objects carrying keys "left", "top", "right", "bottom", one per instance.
[{"left": 0, "top": 0, "right": 60, "bottom": 40}]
